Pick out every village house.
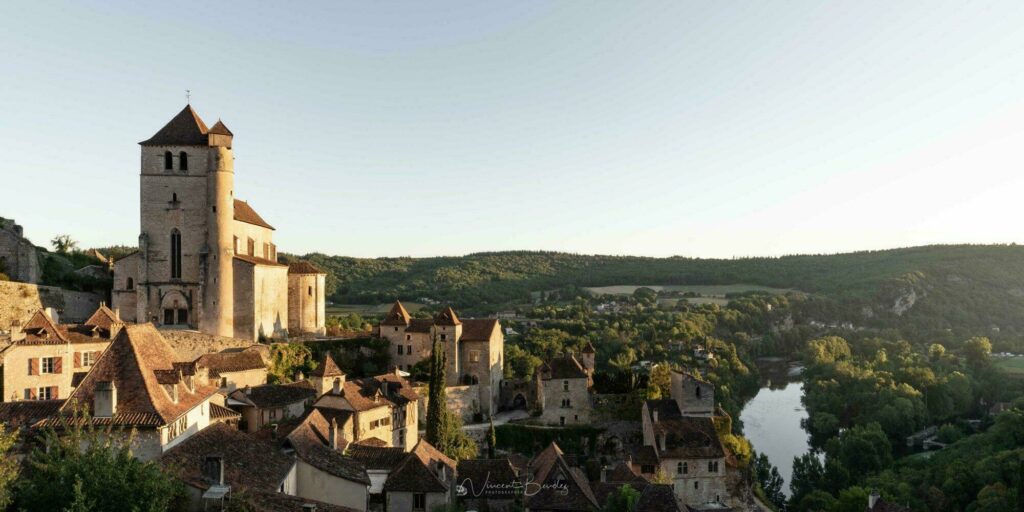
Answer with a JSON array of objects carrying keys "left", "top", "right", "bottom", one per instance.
[
  {"left": 311, "top": 361, "right": 419, "bottom": 451},
  {"left": 38, "top": 323, "right": 238, "bottom": 461},
  {"left": 2, "top": 305, "right": 121, "bottom": 402},
  {"left": 227, "top": 382, "right": 316, "bottom": 433},
  {"left": 522, "top": 442, "right": 599, "bottom": 512},
  {"left": 639, "top": 370, "right": 729, "bottom": 510},
  {"left": 193, "top": 348, "right": 268, "bottom": 392},
  {"left": 455, "top": 458, "right": 521, "bottom": 512},
  {"left": 112, "top": 105, "right": 326, "bottom": 341},
  {"left": 377, "top": 301, "right": 504, "bottom": 417},
  {"left": 535, "top": 348, "right": 594, "bottom": 426},
  {"left": 348, "top": 438, "right": 457, "bottom": 512}
]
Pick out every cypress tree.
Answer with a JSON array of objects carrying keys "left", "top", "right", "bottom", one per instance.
[
  {"left": 425, "top": 337, "right": 444, "bottom": 445},
  {"left": 488, "top": 417, "right": 497, "bottom": 458}
]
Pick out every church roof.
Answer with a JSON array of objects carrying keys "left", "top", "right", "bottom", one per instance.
[
  {"left": 233, "top": 254, "right": 286, "bottom": 267},
  {"left": 233, "top": 199, "right": 275, "bottom": 230},
  {"left": 139, "top": 105, "right": 210, "bottom": 146},
  {"left": 287, "top": 261, "right": 324, "bottom": 275},
  {"left": 381, "top": 301, "right": 411, "bottom": 326},
  {"left": 434, "top": 307, "right": 461, "bottom": 326}
]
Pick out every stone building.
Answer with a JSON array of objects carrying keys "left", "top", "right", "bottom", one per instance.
[
  {"left": 287, "top": 261, "right": 327, "bottom": 336},
  {"left": 639, "top": 370, "right": 728, "bottom": 510},
  {"left": 112, "top": 105, "right": 325, "bottom": 341},
  {"left": 0, "top": 218, "right": 39, "bottom": 284},
  {"left": 227, "top": 382, "right": 316, "bottom": 433},
  {"left": 536, "top": 352, "right": 594, "bottom": 426},
  {"left": 348, "top": 438, "right": 457, "bottom": 512},
  {"left": 522, "top": 442, "right": 599, "bottom": 511},
  {"left": 192, "top": 349, "right": 267, "bottom": 392},
  {"left": 377, "top": 301, "right": 504, "bottom": 416},
  {"left": 2, "top": 305, "right": 121, "bottom": 402},
  {"left": 312, "top": 366, "right": 420, "bottom": 451}
]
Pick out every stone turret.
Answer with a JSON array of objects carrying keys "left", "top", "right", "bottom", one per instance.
[{"left": 201, "top": 122, "right": 235, "bottom": 337}]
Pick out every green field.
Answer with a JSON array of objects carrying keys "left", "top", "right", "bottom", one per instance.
[
  {"left": 326, "top": 302, "right": 426, "bottom": 316},
  {"left": 994, "top": 355, "right": 1024, "bottom": 377},
  {"left": 584, "top": 284, "right": 794, "bottom": 297}
]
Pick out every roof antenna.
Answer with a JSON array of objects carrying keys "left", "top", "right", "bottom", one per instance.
[{"left": 186, "top": 89, "right": 191, "bottom": 105}]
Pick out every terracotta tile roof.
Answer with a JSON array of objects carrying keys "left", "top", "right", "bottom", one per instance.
[
  {"left": 631, "top": 445, "right": 659, "bottom": 466},
  {"left": 208, "top": 119, "right": 233, "bottom": 136},
  {"left": 234, "top": 254, "right": 287, "bottom": 267},
  {"left": 194, "top": 351, "right": 266, "bottom": 378},
  {"left": 229, "top": 383, "right": 315, "bottom": 409},
  {"left": 456, "top": 459, "right": 520, "bottom": 500},
  {"left": 460, "top": 319, "right": 499, "bottom": 342},
  {"left": 310, "top": 353, "right": 344, "bottom": 378},
  {"left": 83, "top": 304, "right": 121, "bottom": 331},
  {"left": 645, "top": 400, "right": 725, "bottom": 459},
  {"left": 159, "top": 423, "right": 295, "bottom": 492},
  {"left": 346, "top": 442, "right": 407, "bottom": 471},
  {"left": 406, "top": 318, "right": 433, "bottom": 333},
  {"left": 0, "top": 400, "right": 64, "bottom": 429},
  {"left": 354, "top": 437, "right": 388, "bottom": 447},
  {"left": 314, "top": 381, "right": 388, "bottom": 413},
  {"left": 382, "top": 439, "right": 455, "bottom": 493},
  {"left": 381, "top": 301, "right": 411, "bottom": 326},
  {"left": 139, "top": 105, "right": 210, "bottom": 146},
  {"left": 287, "top": 260, "right": 324, "bottom": 275},
  {"left": 313, "top": 406, "right": 353, "bottom": 428},
  {"left": 18, "top": 309, "right": 70, "bottom": 345},
  {"left": 285, "top": 409, "right": 369, "bottom": 484},
  {"left": 603, "top": 461, "right": 646, "bottom": 484},
  {"left": 234, "top": 199, "right": 275, "bottom": 230},
  {"left": 209, "top": 403, "right": 241, "bottom": 421},
  {"left": 243, "top": 490, "right": 361, "bottom": 512},
  {"left": 434, "top": 307, "right": 461, "bottom": 326},
  {"left": 525, "top": 442, "right": 597, "bottom": 510},
  {"left": 540, "top": 354, "right": 589, "bottom": 380},
  {"left": 368, "top": 372, "right": 420, "bottom": 405},
  {"left": 53, "top": 324, "right": 220, "bottom": 428}
]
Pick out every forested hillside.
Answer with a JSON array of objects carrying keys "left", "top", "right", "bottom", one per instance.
[{"left": 284, "top": 245, "right": 1024, "bottom": 344}]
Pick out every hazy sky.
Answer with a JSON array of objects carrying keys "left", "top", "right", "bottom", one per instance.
[{"left": 3, "top": 1, "right": 1024, "bottom": 258}]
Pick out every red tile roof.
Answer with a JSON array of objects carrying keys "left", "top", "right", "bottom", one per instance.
[
  {"left": 525, "top": 442, "right": 598, "bottom": 510},
  {"left": 460, "top": 319, "right": 499, "bottom": 342},
  {"left": 285, "top": 409, "right": 369, "bottom": 484},
  {"left": 233, "top": 254, "right": 287, "bottom": 267},
  {"left": 309, "top": 353, "right": 345, "bottom": 378},
  {"left": 54, "top": 324, "right": 219, "bottom": 428},
  {"left": 207, "top": 119, "right": 233, "bottom": 136},
  {"left": 139, "top": 105, "right": 210, "bottom": 146},
  {"left": 382, "top": 439, "right": 456, "bottom": 493},
  {"left": 209, "top": 403, "right": 241, "bottom": 421},
  {"left": 540, "top": 354, "right": 589, "bottom": 380},
  {"left": 159, "top": 423, "right": 295, "bottom": 492},
  {"left": 382, "top": 301, "right": 411, "bottom": 326},
  {"left": 194, "top": 350, "right": 266, "bottom": 378},
  {"left": 229, "top": 383, "right": 315, "bottom": 409},
  {"left": 434, "top": 307, "right": 461, "bottom": 326},
  {"left": 234, "top": 199, "right": 275, "bottom": 230},
  {"left": 0, "top": 400, "right": 64, "bottom": 429},
  {"left": 287, "top": 261, "right": 324, "bottom": 275}
]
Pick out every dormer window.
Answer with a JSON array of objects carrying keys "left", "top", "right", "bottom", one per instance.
[{"left": 179, "top": 151, "right": 188, "bottom": 171}]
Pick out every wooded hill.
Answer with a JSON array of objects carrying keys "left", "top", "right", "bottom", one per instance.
[{"left": 283, "top": 244, "right": 1024, "bottom": 343}]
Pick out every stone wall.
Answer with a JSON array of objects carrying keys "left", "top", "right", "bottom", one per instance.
[
  {"left": 0, "top": 281, "right": 103, "bottom": 329},
  {"left": 158, "top": 330, "right": 265, "bottom": 361},
  {"left": 414, "top": 383, "right": 481, "bottom": 423},
  {"left": 0, "top": 220, "right": 39, "bottom": 284}
]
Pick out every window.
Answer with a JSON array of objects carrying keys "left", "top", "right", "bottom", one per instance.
[
  {"left": 413, "top": 493, "right": 426, "bottom": 510},
  {"left": 308, "top": 286, "right": 312, "bottom": 296},
  {"left": 247, "top": 238, "right": 255, "bottom": 256},
  {"left": 82, "top": 351, "right": 97, "bottom": 367},
  {"left": 233, "top": 236, "right": 239, "bottom": 255},
  {"left": 683, "top": 462, "right": 689, "bottom": 474},
  {"left": 171, "top": 192, "right": 178, "bottom": 204},
  {"left": 677, "top": 462, "right": 684, "bottom": 474},
  {"left": 393, "top": 327, "right": 399, "bottom": 332},
  {"left": 694, "top": 481, "right": 699, "bottom": 490},
  {"left": 398, "top": 345, "right": 404, "bottom": 355},
  {"left": 126, "top": 277, "right": 134, "bottom": 290},
  {"left": 708, "top": 461, "right": 719, "bottom": 473},
  {"left": 41, "top": 357, "right": 55, "bottom": 374},
  {"left": 263, "top": 243, "right": 270, "bottom": 259},
  {"left": 177, "top": 308, "right": 188, "bottom": 325},
  {"left": 695, "top": 385, "right": 701, "bottom": 399},
  {"left": 563, "top": 380, "right": 569, "bottom": 392},
  {"left": 559, "top": 416, "right": 565, "bottom": 426},
  {"left": 37, "top": 387, "right": 52, "bottom": 400},
  {"left": 406, "top": 334, "right": 411, "bottom": 341},
  {"left": 270, "top": 409, "right": 278, "bottom": 420},
  {"left": 170, "top": 229, "right": 182, "bottom": 279},
  {"left": 406, "top": 345, "right": 412, "bottom": 354},
  {"left": 440, "top": 334, "right": 447, "bottom": 341},
  {"left": 574, "top": 414, "right": 579, "bottom": 422},
  {"left": 561, "top": 398, "right": 571, "bottom": 408},
  {"left": 179, "top": 151, "right": 188, "bottom": 171},
  {"left": 163, "top": 151, "right": 173, "bottom": 170},
  {"left": 470, "top": 350, "right": 480, "bottom": 363}
]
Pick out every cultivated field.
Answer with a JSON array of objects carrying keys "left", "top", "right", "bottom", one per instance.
[
  {"left": 994, "top": 355, "right": 1024, "bottom": 378},
  {"left": 584, "top": 284, "right": 794, "bottom": 297}
]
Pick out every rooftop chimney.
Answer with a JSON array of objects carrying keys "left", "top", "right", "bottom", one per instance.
[
  {"left": 331, "top": 378, "right": 341, "bottom": 395},
  {"left": 114, "top": 308, "right": 121, "bottom": 321},
  {"left": 868, "top": 489, "right": 880, "bottom": 510},
  {"left": 44, "top": 307, "right": 59, "bottom": 324},
  {"left": 203, "top": 455, "right": 225, "bottom": 486},
  {"left": 600, "top": 466, "right": 608, "bottom": 482},
  {"left": 10, "top": 320, "right": 24, "bottom": 343},
  {"left": 329, "top": 418, "right": 339, "bottom": 450},
  {"left": 653, "top": 409, "right": 659, "bottom": 423},
  {"left": 94, "top": 381, "right": 117, "bottom": 418},
  {"left": 295, "top": 370, "right": 305, "bottom": 382},
  {"left": 243, "top": 385, "right": 252, "bottom": 396}
]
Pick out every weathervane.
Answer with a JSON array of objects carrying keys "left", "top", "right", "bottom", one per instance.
[{"left": 186, "top": 89, "right": 191, "bottom": 104}]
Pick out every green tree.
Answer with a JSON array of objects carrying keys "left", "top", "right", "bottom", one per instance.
[
  {"left": 0, "top": 424, "right": 18, "bottom": 509},
  {"left": 964, "top": 336, "right": 993, "bottom": 369},
  {"left": 50, "top": 234, "right": 78, "bottom": 254},
  {"left": 16, "top": 415, "right": 184, "bottom": 511},
  {"left": 425, "top": 338, "right": 478, "bottom": 460},
  {"left": 751, "top": 452, "right": 785, "bottom": 509},
  {"left": 602, "top": 484, "right": 641, "bottom": 512},
  {"left": 646, "top": 363, "right": 672, "bottom": 399},
  {"left": 488, "top": 417, "right": 497, "bottom": 459}
]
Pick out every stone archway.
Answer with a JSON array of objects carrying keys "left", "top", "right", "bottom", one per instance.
[{"left": 159, "top": 290, "right": 191, "bottom": 326}]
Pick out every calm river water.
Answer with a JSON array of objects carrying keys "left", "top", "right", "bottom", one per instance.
[{"left": 738, "top": 360, "right": 809, "bottom": 496}]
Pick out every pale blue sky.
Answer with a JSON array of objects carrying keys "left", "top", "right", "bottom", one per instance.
[{"left": 3, "top": 1, "right": 1024, "bottom": 258}]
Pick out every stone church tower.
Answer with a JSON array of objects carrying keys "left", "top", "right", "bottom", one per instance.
[{"left": 112, "top": 105, "right": 325, "bottom": 340}]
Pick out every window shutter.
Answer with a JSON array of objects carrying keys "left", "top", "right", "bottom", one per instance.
[
  {"left": 50, "top": 386, "right": 59, "bottom": 399},
  {"left": 53, "top": 357, "right": 63, "bottom": 374},
  {"left": 74, "top": 352, "right": 81, "bottom": 368},
  {"left": 28, "top": 388, "right": 36, "bottom": 400},
  {"left": 28, "top": 358, "right": 38, "bottom": 376}
]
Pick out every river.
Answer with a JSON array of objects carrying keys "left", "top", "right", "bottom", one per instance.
[{"left": 738, "top": 359, "right": 810, "bottom": 496}]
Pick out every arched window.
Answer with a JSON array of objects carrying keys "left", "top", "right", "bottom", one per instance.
[
  {"left": 172, "top": 193, "right": 178, "bottom": 202},
  {"left": 695, "top": 385, "right": 702, "bottom": 399},
  {"left": 170, "top": 229, "right": 182, "bottom": 279},
  {"left": 163, "top": 151, "right": 173, "bottom": 170},
  {"left": 126, "top": 277, "right": 134, "bottom": 290},
  {"left": 179, "top": 151, "right": 188, "bottom": 171}
]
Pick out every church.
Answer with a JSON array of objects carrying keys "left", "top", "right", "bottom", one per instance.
[{"left": 112, "top": 105, "right": 326, "bottom": 341}]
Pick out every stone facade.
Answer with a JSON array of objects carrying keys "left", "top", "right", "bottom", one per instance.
[
  {"left": 287, "top": 263, "right": 326, "bottom": 336},
  {"left": 0, "top": 218, "right": 39, "bottom": 284},
  {"left": 536, "top": 352, "right": 594, "bottom": 426},
  {"left": 0, "top": 281, "right": 103, "bottom": 330},
  {"left": 112, "top": 105, "right": 324, "bottom": 341},
  {"left": 377, "top": 302, "right": 503, "bottom": 417}
]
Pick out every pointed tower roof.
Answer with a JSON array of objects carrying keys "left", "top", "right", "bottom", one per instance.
[
  {"left": 208, "top": 119, "right": 233, "bottom": 136},
  {"left": 310, "top": 353, "right": 344, "bottom": 378},
  {"left": 381, "top": 301, "right": 411, "bottom": 326},
  {"left": 83, "top": 304, "right": 120, "bottom": 331},
  {"left": 434, "top": 307, "right": 461, "bottom": 326},
  {"left": 582, "top": 341, "right": 596, "bottom": 354},
  {"left": 139, "top": 104, "right": 210, "bottom": 146}
]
